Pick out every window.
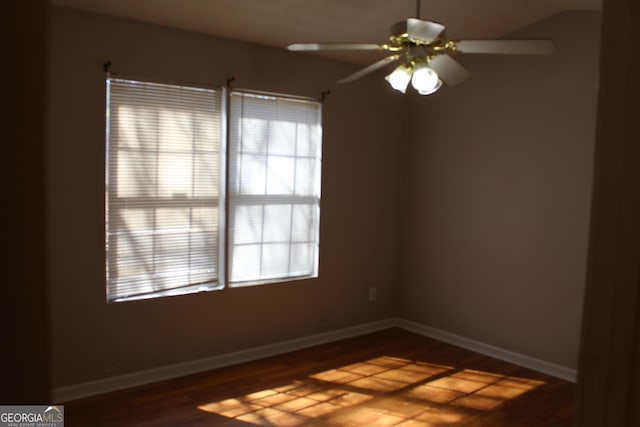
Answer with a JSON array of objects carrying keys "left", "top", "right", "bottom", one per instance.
[
  {"left": 228, "top": 92, "right": 322, "bottom": 286},
  {"left": 105, "top": 78, "right": 322, "bottom": 302},
  {"left": 105, "top": 79, "right": 224, "bottom": 301}
]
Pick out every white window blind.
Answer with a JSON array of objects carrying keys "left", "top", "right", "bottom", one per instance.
[
  {"left": 228, "top": 91, "right": 322, "bottom": 285},
  {"left": 106, "top": 78, "right": 223, "bottom": 301}
]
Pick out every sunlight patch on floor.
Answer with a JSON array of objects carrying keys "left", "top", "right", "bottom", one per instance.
[{"left": 197, "top": 356, "right": 545, "bottom": 426}]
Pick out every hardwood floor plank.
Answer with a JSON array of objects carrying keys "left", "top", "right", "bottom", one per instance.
[{"left": 63, "top": 328, "right": 574, "bottom": 426}]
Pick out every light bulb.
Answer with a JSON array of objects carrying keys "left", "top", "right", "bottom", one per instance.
[
  {"left": 385, "top": 64, "right": 412, "bottom": 93},
  {"left": 417, "top": 79, "right": 442, "bottom": 95},
  {"left": 411, "top": 62, "right": 440, "bottom": 94}
]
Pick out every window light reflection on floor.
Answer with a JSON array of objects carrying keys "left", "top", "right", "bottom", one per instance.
[{"left": 197, "top": 355, "right": 545, "bottom": 426}]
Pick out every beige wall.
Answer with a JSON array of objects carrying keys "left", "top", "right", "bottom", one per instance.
[
  {"left": 47, "top": 7, "right": 404, "bottom": 388},
  {"left": 47, "top": 7, "right": 601, "bottom": 390},
  {"left": 401, "top": 11, "right": 600, "bottom": 369}
]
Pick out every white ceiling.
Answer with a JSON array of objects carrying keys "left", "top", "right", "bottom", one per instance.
[{"left": 50, "top": 0, "right": 601, "bottom": 65}]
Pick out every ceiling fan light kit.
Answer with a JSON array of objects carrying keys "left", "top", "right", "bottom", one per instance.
[
  {"left": 385, "top": 58, "right": 442, "bottom": 95},
  {"left": 287, "top": 1, "right": 556, "bottom": 96}
]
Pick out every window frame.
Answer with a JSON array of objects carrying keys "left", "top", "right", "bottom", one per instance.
[
  {"left": 227, "top": 90, "right": 323, "bottom": 288},
  {"left": 105, "top": 77, "right": 226, "bottom": 302}
]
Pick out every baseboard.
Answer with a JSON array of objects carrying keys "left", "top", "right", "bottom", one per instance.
[
  {"left": 52, "top": 318, "right": 397, "bottom": 403},
  {"left": 53, "top": 316, "right": 577, "bottom": 402},
  {"left": 397, "top": 318, "right": 578, "bottom": 383}
]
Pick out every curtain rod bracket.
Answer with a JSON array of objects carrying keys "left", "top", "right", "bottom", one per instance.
[
  {"left": 321, "top": 90, "right": 331, "bottom": 101},
  {"left": 226, "top": 75, "right": 235, "bottom": 88},
  {"left": 103, "top": 60, "right": 111, "bottom": 74}
]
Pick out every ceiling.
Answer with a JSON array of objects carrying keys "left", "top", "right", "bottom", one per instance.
[{"left": 50, "top": 0, "right": 601, "bottom": 65}]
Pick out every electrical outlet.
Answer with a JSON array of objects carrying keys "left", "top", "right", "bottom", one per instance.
[{"left": 369, "top": 287, "right": 377, "bottom": 302}]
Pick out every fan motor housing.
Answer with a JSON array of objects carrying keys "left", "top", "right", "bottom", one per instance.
[{"left": 390, "top": 18, "right": 446, "bottom": 45}]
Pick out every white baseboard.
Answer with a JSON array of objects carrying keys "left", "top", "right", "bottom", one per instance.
[
  {"left": 397, "top": 318, "right": 577, "bottom": 383},
  {"left": 52, "top": 318, "right": 397, "bottom": 403},
  {"left": 53, "top": 317, "right": 576, "bottom": 402}
]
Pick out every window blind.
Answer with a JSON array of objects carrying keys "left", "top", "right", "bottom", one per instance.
[
  {"left": 228, "top": 91, "right": 322, "bottom": 285},
  {"left": 106, "top": 78, "right": 223, "bottom": 301}
]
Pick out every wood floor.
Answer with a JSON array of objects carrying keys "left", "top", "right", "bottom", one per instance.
[{"left": 63, "top": 328, "right": 574, "bottom": 426}]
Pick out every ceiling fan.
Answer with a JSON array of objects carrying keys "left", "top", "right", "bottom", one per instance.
[{"left": 287, "top": 0, "right": 556, "bottom": 95}]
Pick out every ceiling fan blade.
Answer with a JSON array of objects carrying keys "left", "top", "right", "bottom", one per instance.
[
  {"left": 455, "top": 39, "right": 556, "bottom": 55},
  {"left": 288, "top": 43, "right": 387, "bottom": 51},
  {"left": 428, "top": 54, "right": 471, "bottom": 87},
  {"left": 338, "top": 54, "right": 401, "bottom": 83}
]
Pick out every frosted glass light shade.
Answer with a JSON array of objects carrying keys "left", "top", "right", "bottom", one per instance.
[
  {"left": 385, "top": 64, "right": 412, "bottom": 93},
  {"left": 411, "top": 63, "right": 440, "bottom": 95},
  {"left": 417, "top": 79, "right": 442, "bottom": 95}
]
